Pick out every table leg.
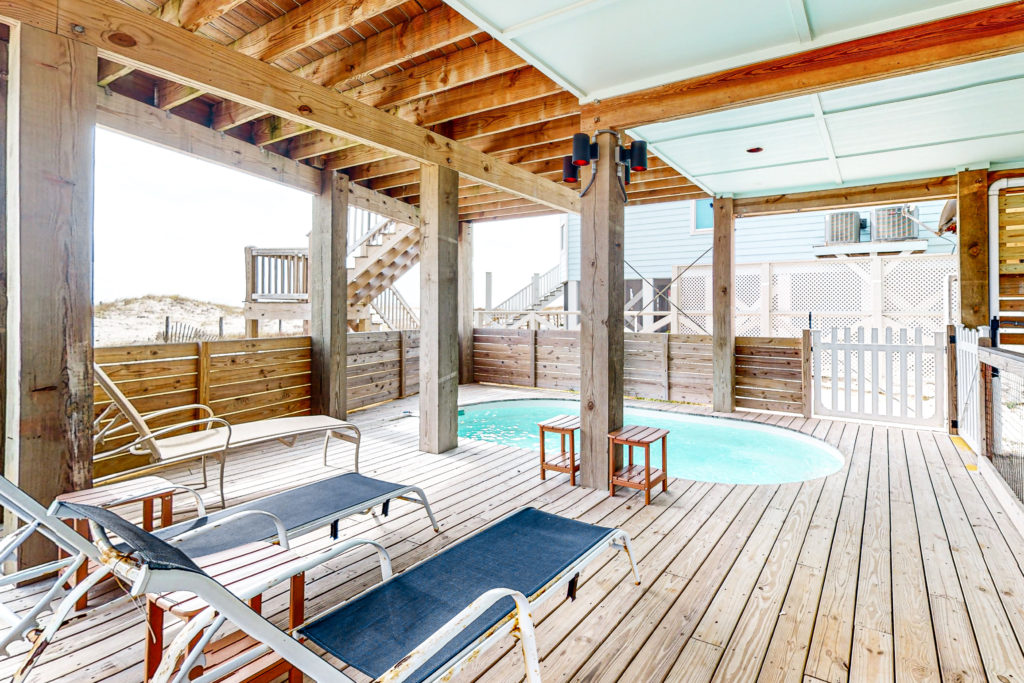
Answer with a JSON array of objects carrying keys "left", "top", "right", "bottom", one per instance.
[
  {"left": 142, "top": 499, "right": 155, "bottom": 532},
  {"left": 145, "top": 598, "right": 164, "bottom": 682},
  {"left": 628, "top": 444, "right": 634, "bottom": 468},
  {"left": 160, "top": 493, "right": 174, "bottom": 528},
  {"left": 608, "top": 438, "right": 616, "bottom": 497},
  {"left": 539, "top": 427, "right": 546, "bottom": 480},
  {"left": 661, "top": 435, "right": 668, "bottom": 491},
  {"left": 644, "top": 445, "right": 651, "bottom": 505},
  {"left": 74, "top": 519, "right": 90, "bottom": 611},
  {"left": 569, "top": 430, "right": 576, "bottom": 486},
  {"left": 288, "top": 573, "right": 305, "bottom": 683}
]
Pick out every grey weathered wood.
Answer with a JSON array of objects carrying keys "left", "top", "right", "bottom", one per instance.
[
  {"left": 458, "top": 221, "right": 474, "bottom": 384},
  {"left": 419, "top": 163, "right": 459, "bottom": 453},
  {"left": 712, "top": 197, "right": 735, "bottom": 412},
  {"left": 4, "top": 25, "right": 96, "bottom": 568},
  {"left": 957, "top": 169, "right": 988, "bottom": 328},
  {"left": 579, "top": 131, "right": 625, "bottom": 489},
  {"left": 310, "top": 171, "right": 348, "bottom": 418},
  {"left": 0, "top": 31, "right": 8, "bottom": 490}
]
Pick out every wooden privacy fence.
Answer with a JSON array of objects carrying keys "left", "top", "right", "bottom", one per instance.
[
  {"left": 94, "top": 332, "right": 419, "bottom": 476},
  {"left": 472, "top": 328, "right": 811, "bottom": 416}
]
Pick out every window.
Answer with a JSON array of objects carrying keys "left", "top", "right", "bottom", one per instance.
[{"left": 691, "top": 198, "right": 715, "bottom": 234}]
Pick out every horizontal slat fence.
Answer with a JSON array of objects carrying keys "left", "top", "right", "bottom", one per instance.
[
  {"left": 473, "top": 328, "right": 810, "bottom": 415},
  {"left": 95, "top": 333, "right": 420, "bottom": 476}
]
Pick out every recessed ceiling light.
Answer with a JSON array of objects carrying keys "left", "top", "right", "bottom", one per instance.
[{"left": 746, "top": 146, "right": 764, "bottom": 154}]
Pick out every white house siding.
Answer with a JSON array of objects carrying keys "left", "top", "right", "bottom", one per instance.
[{"left": 567, "top": 199, "right": 954, "bottom": 281}]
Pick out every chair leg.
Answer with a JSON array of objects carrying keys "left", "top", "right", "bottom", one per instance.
[
  {"left": 662, "top": 435, "right": 668, "bottom": 492},
  {"left": 217, "top": 451, "right": 227, "bottom": 508},
  {"left": 322, "top": 432, "right": 332, "bottom": 468},
  {"left": 539, "top": 427, "right": 546, "bottom": 481},
  {"left": 644, "top": 445, "right": 651, "bottom": 505},
  {"left": 145, "top": 599, "right": 164, "bottom": 682},
  {"left": 608, "top": 438, "right": 615, "bottom": 497},
  {"left": 569, "top": 431, "right": 576, "bottom": 486}
]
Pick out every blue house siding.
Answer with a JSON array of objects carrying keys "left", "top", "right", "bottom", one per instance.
[{"left": 567, "top": 199, "right": 953, "bottom": 281}]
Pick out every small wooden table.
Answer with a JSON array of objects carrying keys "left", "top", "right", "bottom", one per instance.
[
  {"left": 608, "top": 425, "right": 669, "bottom": 504},
  {"left": 539, "top": 415, "right": 581, "bottom": 485},
  {"left": 56, "top": 476, "right": 182, "bottom": 610}
]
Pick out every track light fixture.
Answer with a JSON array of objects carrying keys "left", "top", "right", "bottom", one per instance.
[{"left": 561, "top": 130, "right": 649, "bottom": 201}]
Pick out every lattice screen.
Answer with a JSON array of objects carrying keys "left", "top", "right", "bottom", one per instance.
[{"left": 672, "top": 254, "right": 956, "bottom": 341}]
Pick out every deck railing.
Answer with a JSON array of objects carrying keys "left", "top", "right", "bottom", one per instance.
[
  {"left": 371, "top": 287, "right": 419, "bottom": 330},
  {"left": 244, "top": 247, "right": 309, "bottom": 302},
  {"left": 492, "top": 265, "right": 563, "bottom": 313}
]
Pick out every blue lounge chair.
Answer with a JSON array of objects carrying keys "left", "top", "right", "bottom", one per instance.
[{"left": 56, "top": 504, "right": 640, "bottom": 683}]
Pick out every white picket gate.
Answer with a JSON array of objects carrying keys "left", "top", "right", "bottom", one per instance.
[
  {"left": 954, "top": 326, "right": 987, "bottom": 453},
  {"left": 812, "top": 327, "right": 946, "bottom": 427}
]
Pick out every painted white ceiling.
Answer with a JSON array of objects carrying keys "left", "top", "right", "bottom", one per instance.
[
  {"left": 443, "top": 0, "right": 1007, "bottom": 102},
  {"left": 446, "top": 0, "right": 1024, "bottom": 197},
  {"left": 635, "top": 52, "right": 1024, "bottom": 196}
]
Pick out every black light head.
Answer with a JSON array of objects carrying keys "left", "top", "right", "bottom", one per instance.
[
  {"left": 571, "top": 133, "right": 591, "bottom": 166},
  {"left": 629, "top": 141, "right": 648, "bottom": 172},
  {"left": 562, "top": 155, "right": 580, "bottom": 183}
]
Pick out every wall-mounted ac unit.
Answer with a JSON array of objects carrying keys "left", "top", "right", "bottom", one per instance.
[
  {"left": 825, "top": 211, "right": 861, "bottom": 244},
  {"left": 872, "top": 205, "right": 919, "bottom": 241}
]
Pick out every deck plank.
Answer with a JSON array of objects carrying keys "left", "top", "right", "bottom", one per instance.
[{"left": 2, "top": 385, "right": 1022, "bottom": 683}]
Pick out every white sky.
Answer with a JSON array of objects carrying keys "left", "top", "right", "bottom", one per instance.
[{"left": 94, "top": 128, "right": 564, "bottom": 309}]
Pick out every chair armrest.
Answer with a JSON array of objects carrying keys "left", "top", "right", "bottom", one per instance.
[
  {"left": 168, "top": 509, "right": 289, "bottom": 549},
  {"left": 95, "top": 418, "right": 232, "bottom": 458},
  {"left": 382, "top": 587, "right": 541, "bottom": 683},
  {"left": 141, "top": 404, "right": 215, "bottom": 423}
]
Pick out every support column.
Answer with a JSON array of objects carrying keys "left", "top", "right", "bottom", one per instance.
[
  {"left": 419, "top": 164, "right": 459, "bottom": 453},
  {"left": 458, "top": 221, "right": 474, "bottom": 384},
  {"left": 958, "top": 169, "right": 989, "bottom": 328},
  {"left": 579, "top": 131, "right": 625, "bottom": 489},
  {"left": 5, "top": 25, "right": 96, "bottom": 568},
  {"left": 310, "top": 171, "right": 348, "bottom": 418},
  {"left": 712, "top": 197, "right": 735, "bottom": 412}
]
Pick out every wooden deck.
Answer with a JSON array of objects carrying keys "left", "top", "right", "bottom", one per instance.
[{"left": 4, "top": 384, "right": 1024, "bottom": 682}]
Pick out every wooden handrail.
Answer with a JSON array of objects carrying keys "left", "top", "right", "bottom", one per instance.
[{"left": 978, "top": 345, "right": 1024, "bottom": 375}]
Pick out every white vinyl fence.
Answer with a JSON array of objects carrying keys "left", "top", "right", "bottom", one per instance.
[
  {"left": 812, "top": 327, "right": 946, "bottom": 427},
  {"left": 954, "top": 326, "right": 987, "bottom": 453}
]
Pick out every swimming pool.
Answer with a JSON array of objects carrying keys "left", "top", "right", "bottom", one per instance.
[{"left": 458, "top": 399, "right": 843, "bottom": 485}]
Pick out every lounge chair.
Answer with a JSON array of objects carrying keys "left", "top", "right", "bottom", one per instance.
[
  {"left": 93, "top": 363, "right": 362, "bottom": 506},
  {"left": 57, "top": 503, "right": 640, "bottom": 683},
  {"left": 0, "top": 469, "right": 437, "bottom": 660}
]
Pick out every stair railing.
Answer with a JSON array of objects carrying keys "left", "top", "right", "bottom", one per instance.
[
  {"left": 493, "top": 265, "right": 563, "bottom": 313},
  {"left": 371, "top": 286, "right": 419, "bottom": 330}
]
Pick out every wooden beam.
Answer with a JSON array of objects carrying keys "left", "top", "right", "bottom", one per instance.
[
  {"left": 579, "top": 131, "right": 625, "bottom": 490},
  {"left": 231, "top": 0, "right": 406, "bottom": 64},
  {"left": 0, "top": 31, "right": 8, "bottom": 524},
  {"left": 50, "top": 0, "right": 580, "bottom": 213},
  {"left": 344, "top": 39, "right": 525, "bottom": 109},
  {"left": 458, "top": 221, "right": 474, "bottom": 384},
  {"left": 310, "top": 171, "right": 348, "bottom": 418},
  {"left": 347, "top": 181, "right": 420, "bottom": 225},
  {"left": 958, "top": 169, "right": 989, "bottom": 328},
  {"left": 712, "top": 197, "right": 735, "bottom": 413},
  {"left": 460, "top": 206, "right": 561, "bottom": 222},
  {"left": 294, "top": 4, "right": 479, "bottom": 90},
  {"left": 584, "top": 3, "right": 1024, "bottom": 131},
  {"left": 164, "top": 0, "right": 248, "bottom": 32},
  {"left": 419, "top": 164, "right": 459, "bottom": 453},
  {"left": 95, "top": 88, "right": 322, "bottom": 193},
  {"left": 733, "top": 175, "right": 957, "bottom": 217},
  {"left": 5, "top": 24, "right": 95, "bottom": 568}
]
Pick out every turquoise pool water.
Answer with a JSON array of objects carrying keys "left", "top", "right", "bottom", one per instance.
[{"left": 458, "top": 399, "right": 843, "bottom": 485}]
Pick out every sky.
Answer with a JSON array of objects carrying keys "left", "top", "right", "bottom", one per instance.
[{"left": 94, "top": 128, "right": 564, "bottom": 309}]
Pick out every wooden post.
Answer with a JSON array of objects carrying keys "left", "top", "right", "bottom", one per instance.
[
  {"left": 958, "top": 169, "right": 989, "bottom": 328},
  {"left": 801, "top": 329, "right": 813, "bottom": 418},
  {"left": 4, "top": 25, "right": 97, "bottom": 569},
  {"left": 661, "top": 334, "right": 671, "bottom": 401},
  {"left": 579, "top": 131, "right": 625, "bottom": 490},
  {"left": 398, "top": 331, "right": 406, "bottom": 398},
  {"left": 310, "top": 170, "right": 348, "bottom": 418},
  {"left": 712, "top": 197, "right": 735, "bottom": 412},
  {"left": 979, "top": 336, "right": 993, "bottom": 459},
  {"left": 485, "top": 272, "right": 493, "bottom": 309},
  {"left": 529, "top": 329, "right": 537, "bottom": 388},
  {"left": 419, "top": 163, "right": 459, "bottom": 453},
  {"left": 457, "top": 221, "right": 474, "bottom": 384},
  {"left": 947, "top": 324, "right": 958, "bottom": 434}
]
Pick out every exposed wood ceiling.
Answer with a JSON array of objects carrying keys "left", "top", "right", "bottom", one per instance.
[{"left": 95, "top": 0, "right": 703, "bottom": 221}]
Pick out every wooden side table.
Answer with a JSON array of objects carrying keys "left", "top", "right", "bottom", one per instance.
[
  {"left": 538, "top": 415, "right": 581, "bottom": 485},
  {"left": 147, "top": 541, "right": 305, "bottom": 683},
  {"left": 608, "top": 425, "right": 669, "bottom": 504}
]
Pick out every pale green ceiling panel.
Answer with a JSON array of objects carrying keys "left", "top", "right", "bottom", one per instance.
[
  {"left": 638, "top": 97, "right": 815, "bottom": 144},
  {"left": 655, "top": 117, "right": 825, "bottom": 176},
  {"left": 805, "top": 0, "right": 1004, "bottom": 37},
  {"left": 826, "top": 79, "right": 1024, "bottom": 156},
  {"left": 837, "top": 134, "right": 1024, "bottom": 181},
  {"left": 700, "top": 160, "right": 839, "bottom": 195}
]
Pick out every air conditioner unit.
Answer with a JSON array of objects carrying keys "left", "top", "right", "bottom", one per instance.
[
  {"left": 872, "top": 205, "right": 919, "bottom": 241},
  {"left": 825, "top": 211, "right": 861, "bottom": 244}
]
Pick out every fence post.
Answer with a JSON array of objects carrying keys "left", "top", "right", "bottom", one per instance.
[
  {"left": 529, "top": 329, "right": 537, "bottom": 388},
  {"left": 801, "top": 329, "right": 812, "bottom": 418},
  {"left": 979, "top": 336, "right": 993, "bottom": 459},
  {"left": 197, "top": 342, "right": 211, "bottom": 427},
  {"left": 661, "top": 334, "right": 670, "bottom": 401},
  {"left": 398, "top": 331, "right": 406, "bottom": 398},
  {"left": 164, "top": 316, "right": 171, "bottom": 343},
  {"left": 947, "top": 324, "right": 958, "bottom": 434},
  {"left": 485, "top": 272, "right": 493, "bottom": 310}
]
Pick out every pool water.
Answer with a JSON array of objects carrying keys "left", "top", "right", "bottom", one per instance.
[{"left": 458, "top": 399, "right": 843, "bottom": 485}]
